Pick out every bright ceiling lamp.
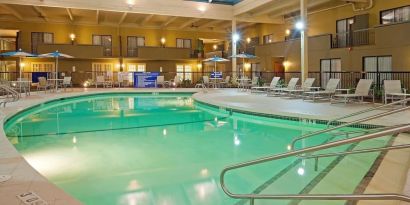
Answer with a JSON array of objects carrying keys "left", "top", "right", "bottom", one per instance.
[
  {"left": 295, "top": 21, "right": 305, "bottom": 30},
  {"left": 232, "top": 33, "right": 240, "bottom": 43}
]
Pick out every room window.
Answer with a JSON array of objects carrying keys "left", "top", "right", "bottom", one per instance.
[
  {"left": 176, "top": 38, "right": 192, "bottom": 48},
  {"left": 0, "top": 37, "right": 16, "bottom": 51},
  {"left": 126, "top": 63, "right": 146, "bottom": 83},
  {"left": 320, "top": 59, "right": 341, "bottom": 88},
  {"left": 92, "top": 63, "right": 113, "bottom": 80},
  {"left": 93, "top": 35, "right": 112, "bottom": 56},
  {"left": 31, "top": 62, "right": 55, "bottom": 72},
  {"left": 285, "top": 29, "right": 301, "bottom": 40},
  {"left": 263, "top": 34, "right": 273, "bottom": 44},
  {"left": 31, "top": 32, "right": 54, "bottom": 53},
  {"left": 380, "top": 6, "right": 410, "bottom": 25},
  {"left": 127, "top": 36, "right": 145, "bottom": 57},
  {"left": 176, "top": 64, "right": 192, "bottom": 81},
  {"left": 335, "top": 17, "right": 355, "bottom": 48}
]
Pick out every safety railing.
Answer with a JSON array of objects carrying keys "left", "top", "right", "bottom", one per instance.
[
  {"left": 290, "top": 103, "right": 410, "bottom": 150},
  {"left": 220, "top": 125, "right": 410, "bottom": 204},
  {"left": 326, "top": 98, "right": 410, "bottom": 127},
  {"left": 0, "top": 84, "right": 19, "bottom": 107},
  {"left": 301, "top": 132, "right": 410, "bottom": 171}
]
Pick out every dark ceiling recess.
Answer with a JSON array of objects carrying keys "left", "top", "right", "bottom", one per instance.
[{"left": 185, "top": 0, "right": 242, "bottom": 6}]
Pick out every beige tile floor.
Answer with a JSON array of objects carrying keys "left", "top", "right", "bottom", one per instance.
[{"left": 0, "top": 88, "right": 409, "bottom": 205}]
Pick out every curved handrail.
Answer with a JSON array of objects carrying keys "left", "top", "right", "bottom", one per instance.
[
  {"left": 290, "top": 106, "right": 410, "bottom": 150},
  {"left": 326, "top": 98, "right": 410, "bottom": 127},
  {"left": 220, "top": 125, "right": 410, "bottom": 202},
  {"left": 0, "top": 84, "right": 20, "bottom": 107}
]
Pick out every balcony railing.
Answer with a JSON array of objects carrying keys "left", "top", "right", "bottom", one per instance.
[{"left": 332, "top": 28, "right": 375, "bottom": 48}]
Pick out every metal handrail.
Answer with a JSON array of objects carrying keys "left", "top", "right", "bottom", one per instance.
[
  {"left": 326, "top": 98, "right": 410, "bottom": 127},
  {"left": 291, "top": 105, "right": 410, "bottom": 150},
  {"left": 301, "top": 133, "right": 410, "bottom": 171},
  {"left": 220, "top": 125, "right": 410, "bottom": 203},
  {"left": 0, "top": 84, "right": 19, "bottom": 107}
]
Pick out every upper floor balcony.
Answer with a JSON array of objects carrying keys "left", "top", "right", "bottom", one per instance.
[
  {"left": 331, "top": 28, "right": 375, "bottom": 49},
  {"left": 37, "top": 44, "right": 105, "bottom": 58}
]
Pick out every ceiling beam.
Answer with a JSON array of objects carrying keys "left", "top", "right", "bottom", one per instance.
[
  {"left": 237, "top": 22, "right": 256, "bottom": 30},
  {"left": 66, "top": 8, "right": 74, "bottom": 22},
  {"left": 268, "top": 0, "right": 330, "bottom": 18},
  {"left": 178, "top": 18, "right": 201, "bottom": 29},
  {"left": 0, "top": 4, "right": 23, "bottom": 20},
  {"left": 119, "top": 12, "right": 127, "bottom": 24},
  {"left": 198, "top": 20, "right": 220, "bottom": 29},
  {"left": 248, "top": 0, "right": 298, "bottom": 17},
  {"left": 161, "top": 16, "right": 178, "bottom": 28},
  {"left": 32, "top": 6, "right": 48, "bottom": 22},
  {"left": 234, "top": 0, "right": 274, "bottom": 16},
  {"left": 0, "top": 0, "right": 233, "bottom": 21},
  {"left": 139, "top": 14, "right": 154, "bottom": 26},
  {"left": 96, "top": 10, "right": 100, "bottom": 24}
]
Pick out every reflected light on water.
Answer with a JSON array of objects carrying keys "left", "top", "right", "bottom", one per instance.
[
  {"left": 163, "top": 129, "right": 167, "bottom": 136},
  {"left": 194, "top": 181, "right": 217, "bottom": 201},
  {"left": 200, "top": 168, "right": 209, "bottom": 177},
  {"left": 287, "top": 145, "right": 291, "bottom": 151},
  {"left": 234, "top": 133, "right": 240, "bottom": 146},
  {"left": 297, "top": 167, "right": 305, "bottom": 176},
  {"left": 120, "top": 191, "right": 150, "bottom": 205},
  {"left": 127, "top": 180, "right": 141, "bottom": 191},
  {"left": 72, "top": 136, "right": 77, "bottom": 144}
]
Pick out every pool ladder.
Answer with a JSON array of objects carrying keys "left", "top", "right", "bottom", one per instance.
[
  {"left": 0, "top": 84, "right": 20, "bottom": 107},
  {"left": 220, "top": 98, "right": 410, "bottom": 204}
]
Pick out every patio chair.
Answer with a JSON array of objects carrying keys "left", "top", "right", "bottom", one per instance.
[
  {"left": 244, "top": 77, "right": 259, "bottom": 90},
  {"left": 218, "top": 76, "right": 231, "bottom": 88},
  {"left": 304, "top": 78, "right": 340, "bottom": 102},
  {"left": 156, "top": 76, "right": 166, "bottom": 88},
  {"left": 115, "top": 72, "right": 128, "bottom": 88},
  {"left": 170, "top": 75, "right": 181, "bottom": 88},
  {"left": 62, "top": 77, "right": 73, "bottom": 91},
  {"left": 195, "top": 76, "right": 210, "bottom": 88},
  {"left": 251, "top": 77, "right": 280, "bottom": 93},
  {"left": 331, "top": 79, "right": 374, "bottom": 104},
  {"left": 282, "top": 78, "right": 316, "bottom": 97},
  {"left": 383, "top": 80, "right": 410, "bottom": 104},
  {"left": 37, "top": 77, "right": 52, "bottom": 93},
  {"left": 267, "top": 78, "right": 299, "bottom": 96}
]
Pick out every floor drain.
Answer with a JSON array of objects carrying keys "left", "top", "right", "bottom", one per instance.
[
  {"left": 17, "top": 191, "right": 48, "bottom": 205},
  {"left": 0, "top": 175, "right": 11, "bottom": 183}
]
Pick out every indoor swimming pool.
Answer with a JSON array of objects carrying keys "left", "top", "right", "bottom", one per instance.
[{"left": 3, "top": 93, "right": 389, "bottom": 205}]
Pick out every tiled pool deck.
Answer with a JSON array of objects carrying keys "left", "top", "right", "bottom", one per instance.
[{"left": 1, "top": 88, "right": 409, "bottom": 205}]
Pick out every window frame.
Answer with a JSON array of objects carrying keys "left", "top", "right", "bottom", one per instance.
[
  {"left": 380, "top": 5, "right": 410, "bottom": 25},
  {"left": 262, "top": 34, "right": 273, "bottom": 44},
  {"left": 176, "top": 38, "right": 192, "bottom": 49},
  {"left": 127, "top": 36, "right": 145, "bottom": 57},
  {"left": 31, "top": 32, "right": 54, "bottom": 53},
  {"left": 92, "top": 34, "right": 113, "bottom": 56}
]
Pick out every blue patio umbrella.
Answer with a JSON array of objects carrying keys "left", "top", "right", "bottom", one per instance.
[
  {"left": 39, "top": 51, "right": 74, "bottom": 91},
  {"left": 0, "top": 49, "right": 36, "bottom": 80},
  {"left": 203, "top": 56, "right": 230, "bottom": 73},
  {"left": 230, "top": 52, "right": 258, "bottom": 77}
]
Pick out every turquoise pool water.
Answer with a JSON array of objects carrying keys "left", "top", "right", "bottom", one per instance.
[{"left": 4, "top": 93, "right": 388, "bottom": 205}]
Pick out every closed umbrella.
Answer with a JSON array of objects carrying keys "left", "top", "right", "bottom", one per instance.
[
  {"left": 39, "top": 51, "right": 74, "bottom": 91},
  {"left": 0, "top": 49, "right": 36, "bottom": 80}
]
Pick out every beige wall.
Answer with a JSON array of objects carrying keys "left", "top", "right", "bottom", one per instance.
[{"left": 244, "top": 0, "right": 410, "bottom": 43}]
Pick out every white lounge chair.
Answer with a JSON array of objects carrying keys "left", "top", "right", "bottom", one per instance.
[
  {"left": 282, "top": 78, "right": 316, "bottom": 97},
  {"left": 170, "top": 75, "right": 181, "bottom": 88},
  {"left": 331, "top": 79, "right": 374, "bottom": 104},
  {"left": 383, "top": 80, "right": 410, "bottom": 104},
  {"left": 251, "top": 77, "right": 280, "bottom": 93},
  {"left": 218, "top": 76, "right": 231, "bottom": 88},
  {"left": 268, "top": 78, "right": 299, "bottom": 96},
  {"left": 304, "top": 78, "right": 340, "bottom": 101},
  {"left": 62, "top": 77, "right": 73, "bottom": 91},
  {"left": 156, "top": 76, "right": 166, "bottom": 88}
]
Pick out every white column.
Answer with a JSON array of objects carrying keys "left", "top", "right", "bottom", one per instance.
[
  {"left": 231, "top": 19, "right": 237, "bottom": 78},
  {"left": 300, "top": 0, "right": 308, "bottom": 81}
]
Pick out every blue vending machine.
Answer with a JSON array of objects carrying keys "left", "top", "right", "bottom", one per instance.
[{"left": 133, "top": 72, "right": 160, "bottom": 88}]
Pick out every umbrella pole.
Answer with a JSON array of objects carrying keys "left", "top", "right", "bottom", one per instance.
[
  {"left": 55, "top": 57, "right": 58, "bottom": 92},
  {"left": 19, "top": 57, "right": 22, "bottom": 91}
]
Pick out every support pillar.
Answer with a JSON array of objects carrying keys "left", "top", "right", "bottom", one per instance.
[
  {"left": 231, "top": 19, "right": 237, "bottom": 78},
  {"left": 300, "top": 0, "right": 308, "bottom": 81}
]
